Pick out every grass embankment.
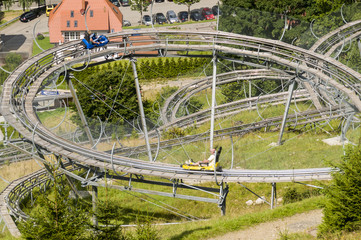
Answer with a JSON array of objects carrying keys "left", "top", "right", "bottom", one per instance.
[
  {"left": 35, "top": 101, "right": 357, "bottom": 170},
  {"left": 157, "top": 196, "right": 324, "bottom": 240},
  {"left": 32, "top": 37, "right": 54, "bottom": 56}
]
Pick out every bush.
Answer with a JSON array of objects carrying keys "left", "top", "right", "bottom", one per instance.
[
  {"left": 162, "top": 127, "right": 185, "bottom": 139},
  {"left": 283, "top": 187, "right": 321, "bottom": 204},
  {"left": 37, "top": 33, "right": 45, "bottom": 40},
  {"left": 319, "top": 144, "right": 361, "bottom": 235}
]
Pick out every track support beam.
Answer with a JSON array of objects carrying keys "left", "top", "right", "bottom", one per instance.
[
  {"left": 130, "top": 58, "right": 153, "bottom": 162},
  {"left": 67, "top": 75, "right": 95, "bottom": 147},
  {"left": 278, "top": 79, "right": 296, "bottom": 145},
  {"left": 271, "top": 182, "right": 277, "bottom": 209},
  {"left": 92, "top": 185, "right": 98, "bottom": 226},
  {"left": 210, "top": 51, "right": 217, "bottom": 149}
]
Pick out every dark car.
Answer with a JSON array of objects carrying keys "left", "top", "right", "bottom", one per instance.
[
  {"left": 178, "top": 11, "right": 188, "bottom": 22},
  {"left": 110, "top": 0, "right": 120, "bottom": 7},
  {"left": 201, "top": 7, "right": 215, "bottom": 20},
  {"left": 190, "top": 9, "right": 203, "bottom": 21},
  {"left": 155, "top": 0, "right": 165, "bottom": 2},
  {"left": 212, "top": 5, "right": 222, "bottom": 16},
  {"left": 123, "top": 19, "right": 131, "bottom": 27},
  {"left": 20, "top": 11, "right": 38, "bottom": 22},
  {"left": 153, "top": 13, "right": 167, "bottom": 24},
  {"left": 121, "top": 0, "right": 129, "bottom": 6}
]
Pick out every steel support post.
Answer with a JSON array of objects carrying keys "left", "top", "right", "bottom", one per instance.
[
  {"left": 58, "top": 157, "right": 80, "bottom": 197},
  {"left": 219, "top": 183, "right": 229, "bottom": 216},
  {"left": 92, "top": 185, "right": 98, "bottom": 226},
  {"left": 130, "top": 58, "right": 153, "bottom": 162},
  {"left": 341, "top": 112, "right": 355, "bottom": 142},
  {"left": 271, "top": 182, "right": 277, "bottom": 209},
  {"left": 67, "top": 76, "right": 95, "bottom": 147},
  {"left": 3, "top": 121, "right": 8, "bottom": 145},
  {"left": 249, "top": 80, "right": 252, "bottom": 108},
  {"left": 278, "top": 80, "right": 296, "bottom": 145},
  {"left": 210, "top": 52, "right": 217, "bottom": 149}
]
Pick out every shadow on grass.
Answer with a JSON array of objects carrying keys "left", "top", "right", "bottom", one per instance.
[{"left": 169, "top": 226, "right": 211, "bottom": 240}]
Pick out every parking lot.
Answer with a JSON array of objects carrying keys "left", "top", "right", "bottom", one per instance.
[{"left": 119, "top": 0, "right": 219, "bottom": 26}]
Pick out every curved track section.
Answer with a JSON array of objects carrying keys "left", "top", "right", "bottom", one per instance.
[
  {"left": 2, "top": 27, "right": 361, "bottom": 235},
  {"left": 3, "top": 29, "right": 361, "bottom": 184}
]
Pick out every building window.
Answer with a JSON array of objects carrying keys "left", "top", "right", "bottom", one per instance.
[
  {"left": 64, "top": 32, "right": 80, "bottom": 42},
  {"left": 66, "top": 20, "right": 70, "bottom": 27},
  {"left": 70, "top": 10, "right": 74, "bottom": 17},
  {"left": 74, "top": 20, "right": 78, "bottom": 27},
  {"left": 90, "top": 10, "right": 93, "bottom": 17}
]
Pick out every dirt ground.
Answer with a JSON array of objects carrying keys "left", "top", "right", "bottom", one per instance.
[{"left": 210, "top": 209, "right": 323, "bottom": 240}]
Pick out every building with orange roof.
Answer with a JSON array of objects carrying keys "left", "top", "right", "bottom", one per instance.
[{"left": 48, "top": 0, "right": 123, "bottom": 45}]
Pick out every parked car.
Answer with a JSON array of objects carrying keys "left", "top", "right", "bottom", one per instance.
[
  {"left": 110, "top": 0, "right": 120, "bottom": 7},
  {"left": 190, "top": 9, "right": 203, "bottom": 21},
  {"left": 155, "top": 0, "right": 165, "bottom": 2},
  {"left": 121, "top": 0, "right": 129, "bottom": 6},
  {"left": 201, "top": 7, "right": 215, "bottom": 20},
  {"left": 212, "top": 5, "right": 222, "bottom": 16},
  {"left": 153, "top": 13, "right": 167, "bottom": 24},
  {"left": 20, "top": 11, "right": 39, "bottom": 22},
  {"left": 178, "top": 11, "right": 188, "bottom": 22},
  {"left": 166, "top": 10, "right": 179, "bottom": 23},
  {"left": 142, "top": 15, "right": 152, "bottom": 26},
  {"left": 123, "top": 19, "right": 131, "bottom": 27},
  {"left": 46, "top": 4, "right": 57, "bottom": 17}
]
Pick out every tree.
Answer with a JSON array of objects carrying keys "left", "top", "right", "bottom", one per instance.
[
  {"left": 173, "top": 0, "right": 201, "bottom": 21},
  {"left": 130, "top": 0, "right": 151, "bottom": 24},
  {"left": 0, "top": 52, "right": 23, "bottom": 85},
  {"left": 18, "top": 166, "right": 90, "bottom": 240},
  {"left": 319, "top": 144, "right": 361, "bottom": 236},
  {"left": 0, "top": 0, "right": 14, "bottom": 11},
  {"left": 72, "top": 67, "right": 139, "bottom": 124},
  {"left": 18, "top": 0, "right": 33, "bottom": 11}
]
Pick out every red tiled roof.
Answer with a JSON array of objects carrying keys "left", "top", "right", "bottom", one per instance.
[{"left": 49, "top": 0, "right": 123, "bottom": 44}]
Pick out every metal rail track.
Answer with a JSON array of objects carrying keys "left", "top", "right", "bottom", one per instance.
[
  {"left": 2, "top": 28, "right": 361, "bottom": 234},
  {"left": 4, "top": 30, "right": 361, "bottom": 183}
]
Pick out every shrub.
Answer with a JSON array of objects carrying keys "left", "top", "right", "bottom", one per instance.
[
  {"left": 319, "top": 144, "right": 361, "bottom": 235},
  {"left": 283, "top": 187, "right": 320, "bottom": 204},
  {"left": 162, "top": 127, "right": 185, "bottom": 139},
  {"left": 37, "top": 33, "right": 45, "bottom": 40}
]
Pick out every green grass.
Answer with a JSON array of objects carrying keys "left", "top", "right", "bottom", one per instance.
[
  {"left": 157, "top": 196, "right": 324, "bottom": 240},
  {"left": 32, "top": 37, "right": 54, "bottom": 56}
]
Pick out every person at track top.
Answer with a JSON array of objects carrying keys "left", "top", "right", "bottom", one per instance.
[{"left": 188, "top": 148, "right": 216, "bottom": 166}]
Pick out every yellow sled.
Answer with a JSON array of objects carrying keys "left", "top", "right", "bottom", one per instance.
[{"left": 181, "top": 147, "right": 222, "bottom": 172}]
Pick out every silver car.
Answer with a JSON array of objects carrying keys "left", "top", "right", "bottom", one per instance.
[
  {"left": 142, "top": 15, "right": 152, "bottom": 26},
  {"left": 166, "top": 10, "right": 179, "bottom": 24}
]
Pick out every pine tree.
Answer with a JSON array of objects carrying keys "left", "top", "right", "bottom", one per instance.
[
  {"left": 319, "top": 144, "right": 361, "bottom": 236},
  {"left": 156, "top": 58, "right": 164, "bottom": 78},
  {"left": 149, "top": 59, "right": 158, "bottom": 79},
  {"left": 18, "top": 167, "right": 90, "bottom": 240}
]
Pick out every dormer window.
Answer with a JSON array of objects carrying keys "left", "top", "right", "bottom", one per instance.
[
  {"left": 70, "top": 10, "right": 74, "bottom": 17},
  {"left": 90, "top": 10, "right": 93, "bottom": 17},
  {"left": 66, "top": 20, "right": 70, "bottom": 27},
  {"left": 74, "top": 20, "right": 78, "bottom": 27}
]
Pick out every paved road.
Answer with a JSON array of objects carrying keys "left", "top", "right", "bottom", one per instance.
[{"left": 0, "top": 14, "right": 48, "bottom": 59}]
